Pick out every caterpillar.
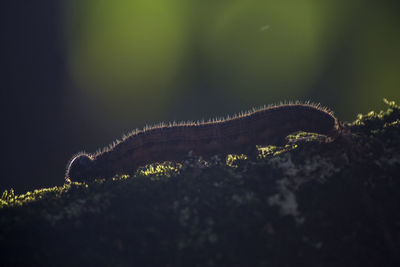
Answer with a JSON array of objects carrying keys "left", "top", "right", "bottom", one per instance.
[{"left": 66, "top": 102, "right": 340, "bottom": 182}]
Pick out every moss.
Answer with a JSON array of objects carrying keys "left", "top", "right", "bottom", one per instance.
[{"left": 1, "top": 99, "right": 400, "bottom": 267}]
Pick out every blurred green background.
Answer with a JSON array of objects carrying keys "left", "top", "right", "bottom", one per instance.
[
  {"left": 2, "top": 0, "right": 399, "bottom": 192},
  {"left": 64, "top": 0, "right": 399, "bottom": 125}
]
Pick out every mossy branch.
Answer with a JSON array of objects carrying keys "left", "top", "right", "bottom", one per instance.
[{"left": 1, "top": 100, "right": 400, "bottom": 267}]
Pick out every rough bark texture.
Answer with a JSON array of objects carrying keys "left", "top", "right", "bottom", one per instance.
[{"left": 1, "top": 100, "right": 399, "bottom": 267}]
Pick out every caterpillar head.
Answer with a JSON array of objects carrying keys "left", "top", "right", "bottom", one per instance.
[{"left": 66, "top": 153, "right": 95, "bottom": 182}]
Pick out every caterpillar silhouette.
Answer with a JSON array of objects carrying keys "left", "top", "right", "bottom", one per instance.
[{"left": 66, "top": 102, "right": 340, "bottom": 182}]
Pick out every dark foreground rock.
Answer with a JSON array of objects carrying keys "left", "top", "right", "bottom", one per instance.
[{"left": 1, "top": 100, "right": 399, "bottom": 267}]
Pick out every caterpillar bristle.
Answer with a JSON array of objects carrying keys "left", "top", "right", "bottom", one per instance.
[{"left": 67, "top": 100, "right": 338, "bottom": 179}]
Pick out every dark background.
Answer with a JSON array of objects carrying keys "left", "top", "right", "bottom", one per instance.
[{"left": 2, "top": 1, "right": 400, "bottom": 193}]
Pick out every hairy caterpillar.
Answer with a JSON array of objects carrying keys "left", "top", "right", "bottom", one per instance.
[{"left": 66, "top": 102, "right": 340, "bottom": 182}]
